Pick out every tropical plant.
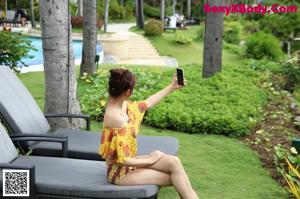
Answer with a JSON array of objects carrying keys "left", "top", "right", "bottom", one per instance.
[{"left": 0, "top": 32, "right": 35, "bottom": 72}]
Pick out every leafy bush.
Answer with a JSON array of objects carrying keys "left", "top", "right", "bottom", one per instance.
[
  {"left": 259, "top": 12, "right": 300, "bottom": 41},
  {"left": 174, "top": 34, "right": 193, "bottom": 45},
  {"left": 245, "top": 31, "right": 284, "bottom": 61},
  {"left": 144, "top": 4, "right": 160, "bottom": 19},
  {"left": 144, "top": 19, "right": 163, "bottom": 36},
  {"left": 223, "top": 42, "right": 243, "bottom": 56},
  {"left": 223, "top": 21, "right": 242, "bottom": 44},
  {"left": 0, "top": 32, "right": 35, "bottom": 72},
  {"left": 245, "top": 58, "right": 281, "bottom": 73},
  {"left": 280, "top": 58, "right": 300, "bottom": 91},
  {"left": 71, "top": 16, "right": 103, "bottom": 29},
  {"left": 80, "top": 64, "right": 266, "bottom": 136}
]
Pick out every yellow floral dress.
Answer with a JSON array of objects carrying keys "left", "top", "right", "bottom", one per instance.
[{"left": 99, "top": 101, "right": 148, "bottom": 184}]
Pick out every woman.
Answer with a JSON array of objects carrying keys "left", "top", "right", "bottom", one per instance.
[{"left": 99, "top": 68, "right": 198, "bottom": 199}]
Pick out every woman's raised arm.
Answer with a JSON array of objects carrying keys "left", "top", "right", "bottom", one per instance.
[{"left": 145, "top": 75, "right": 187, "bottom": 109}]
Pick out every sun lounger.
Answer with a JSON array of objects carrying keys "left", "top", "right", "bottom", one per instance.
[{"left": 0, "top": 123, "right": 159, "bottom": 198}]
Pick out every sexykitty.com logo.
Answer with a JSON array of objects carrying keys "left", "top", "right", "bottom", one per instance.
[{"left": 204, "top": 3, "right": 297, "bottom": 15}]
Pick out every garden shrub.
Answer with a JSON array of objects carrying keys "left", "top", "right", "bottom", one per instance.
[
  {"left": 0, "top": 32, "right": 35, "bottom": 72},
  {"left": 245, "top": 31, "right": 284, "bottom": 61},
  {"left": 280, "top": 58, "right": 300, "bottom": 91},
  {"left": 71, "top": 16, "right": 103, "bottom": 29},
  {"left": 245, "top": 58, "right": 281, "bottom": 73},
  {"left": 174, "top": 34, "right": 193, "bottom": 45},
  {"left": 144, "top": 4, "right": 160, "bottom": 19},
  {"left": 144, "top": 19, "right": 163, "bottom": 36},
  {"left": 80, "top": 64, "right": 266, "bottom": 136},
  {"left": 223, "top": 21, "right": 242, "bottom": 44}
]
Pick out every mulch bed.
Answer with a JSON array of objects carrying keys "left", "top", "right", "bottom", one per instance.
[{"left": 240, "top": 86, "right": 300, "bottom": 187}]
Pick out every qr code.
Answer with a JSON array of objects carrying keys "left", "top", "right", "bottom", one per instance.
[{"left": 2, "top": 169, "right": 30, "bottom": 197}]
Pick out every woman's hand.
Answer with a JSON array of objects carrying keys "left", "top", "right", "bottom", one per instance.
[
  {"left": 169, "top": 74, "right": 188, "bottom": 91},
  {"left": 150, "top": 150, "right": 165, "bottom": 164}
]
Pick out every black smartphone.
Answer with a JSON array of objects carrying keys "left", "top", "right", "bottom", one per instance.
[{"left": 176, "top": 68, "right": 184, "bottom": 86}]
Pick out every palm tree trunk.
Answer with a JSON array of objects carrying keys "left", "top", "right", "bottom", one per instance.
[
  {"left": 187, "top": 0, "right": 191, "bottom": 19},
  {"left": 77, "top": 0, "right": 83, "bottom": 16},
  {"left": 172, "top": 0, "right": 176, "bottom": 15},
  {"left": 104, "top": 0, "right": 109, "bottom": 32},
  {"left": 202, "top": 0, "right": 225, "bottom": 78},
  {"left": 135, "top": 0, "right": 144, "bottom": 29},
  {"left": 160, "top": 0, "right": 165, "bottom": 21},
  {"left": 29, "top": 0, "right": 36, "bottom": 27},
  {"left": 39, "top": 0, "right": 82, "bottom": 129},
  {"left": 80, "top": 0, "right": 97, "bottom": 75}
]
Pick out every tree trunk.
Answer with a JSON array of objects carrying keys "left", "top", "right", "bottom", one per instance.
[
  {"left": 77, "top": 0, "right": 83, "bottom": 16},
  {"left": 187, "top": 0, "right": 191, "bottom": 19},
  {"left": 80, "top": 0, "right": 97, "bottom": 76},
  {"left": 136, "top": 0, "right": 144, "bottom": 29},
  {"left": 202, "top": 0, "right": 225, "bottom": 78},
  {"left": 119, "top": 0, "right": 124, "bottom": 6},
  {"left": 160, "top": 0, "right": 165, "bottom": 21},
  {"left": 172, "top": 0, "right": 176, "bottom": 15},
  {"left": 39, "top": 0, "right": 82, "bottom": 129},
  {"left": 29, "top": 0, "right": 36, "bottom": 28},
  {"left": 104, "top": 0, "right": 109, "bottom": 32}
]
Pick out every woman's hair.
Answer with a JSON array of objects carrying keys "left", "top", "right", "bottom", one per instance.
[{"left": 108, "top": 68, "right": 136, "bottom": 97}]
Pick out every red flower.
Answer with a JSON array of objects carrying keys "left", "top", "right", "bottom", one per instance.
[
  {"left": 118, "top": 128, "right": 127, "bottom": 136},
  {"left": 101, "top": 133, "right": 105, "bottom": 144},
  {"left": 138, "top": 102, "right": 147, "bottom": 113},
  {"left": 123, "top": 145, "right": 130, "bottom": 157},
  {"left": 108, "top": 129, "right": 115, "bottom": 142}
]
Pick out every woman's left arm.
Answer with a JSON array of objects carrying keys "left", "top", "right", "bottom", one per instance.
[{"left": 145, "top": 75, "right": 187, "bottom": 109}]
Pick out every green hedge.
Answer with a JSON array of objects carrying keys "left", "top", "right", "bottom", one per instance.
[
  {"left": 245, "top": 31, "right": 284, "bottom": 61},
  {"left": 80, "top": 64, "right": 266, "bottom": 136}
]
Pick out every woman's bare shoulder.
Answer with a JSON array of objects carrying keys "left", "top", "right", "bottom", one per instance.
[{"left": 103, "top": 109, "right": 126, "bottom": 128}]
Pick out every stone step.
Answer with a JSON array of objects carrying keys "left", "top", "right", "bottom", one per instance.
[
  {"left": 118, "top": 58, "right": 167, "bottom": 66},
  {"left": 128, "top": 55, "right": 161, "bottom": 59}
]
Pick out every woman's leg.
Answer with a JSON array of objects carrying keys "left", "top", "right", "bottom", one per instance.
[
  {"left": 118, "top": 168, "right": 171, "bottom": 186},
  {"left": 147, "top": 155, "right": 198, "bottom": 199}
]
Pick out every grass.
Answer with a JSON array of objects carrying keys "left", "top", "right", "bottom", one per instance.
[
  {"left": 18, "top": 68, "right": 288, "bottom": 198},
  {"left": 130, "top": 25, "right": 243, "bottom": 66}
]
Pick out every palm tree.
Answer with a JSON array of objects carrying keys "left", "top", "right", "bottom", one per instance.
[
  {"left": 136, "top": 0, "right": 144, "bottom": 29},
  {"left": 187, "top": 0, "right": 191, "bottom": 19},
  {"left": 80, "top": 0, "right": 97, "bottom": 75},
  {"left": 39, "top": 0, "right": 82, "bottom": 129},
  {"left": 29, "top": 0, "right": 36, "bottom": 27},
  {"left": 77, "top": 0, "right": 83, "bottom": 16},
  {"left": 202, "top": 0, "right": 225, "bottom": 78},
  {"left": 172, "top": 0, "right": 177, "bottom": 15},
  {"left": 160, "top": 0, "right": 165, "bottom": 21},
  {"left": 104, "top": 0, "right": 109, "bottom": 32}
]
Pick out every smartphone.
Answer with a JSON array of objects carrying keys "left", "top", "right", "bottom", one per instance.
[{"left": 176, "top": 68, "right": 184, "bottom": 86}]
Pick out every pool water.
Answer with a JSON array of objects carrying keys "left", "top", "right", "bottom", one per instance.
[{"left": 22, "top": 37, "right": 102, "bottom": 66}]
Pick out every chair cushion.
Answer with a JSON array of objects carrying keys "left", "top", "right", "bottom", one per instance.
[
  {"left": 0, "top": 66, "right": 50, "bottom": 136},
  {"left": 0, "top": 123, "right": 18, "bottom": 163},
  {"left": 30, "top": 129, "right": 179, "bottom": 160},
  {"left": 9, "top": 156, "right": 158, "bottom": 198}
]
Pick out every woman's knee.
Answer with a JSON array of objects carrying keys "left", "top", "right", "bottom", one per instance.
[{"left": 166, "top": 155, "right": 182, "bottom": 170}]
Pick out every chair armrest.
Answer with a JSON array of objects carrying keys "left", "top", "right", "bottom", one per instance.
[
  {"left": 10, "top": 134, "right": 68, "bottom": 158},
  {"left": 44, "top": 113, "right": 91, "bottom": 130},
  {"left": 0, "top": 163, "right": 36, "bottom": 197}
]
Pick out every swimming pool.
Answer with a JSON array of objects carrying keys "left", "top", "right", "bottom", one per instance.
[{"left": 22, "top": 37, "right": 103, "bottom": 66}]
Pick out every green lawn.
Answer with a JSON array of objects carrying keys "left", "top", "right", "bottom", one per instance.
[{"left": 18, "top": 69, "right": 288, "bottom": 199}]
